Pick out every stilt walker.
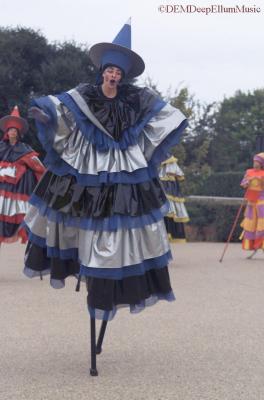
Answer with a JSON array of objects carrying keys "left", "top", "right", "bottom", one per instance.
[
  {"left": 0, "top": 106, "right": 45, "bottom": 244},
  {"left": 159, "top": 156, "right": 189, "bottom": 242},
  {"left": 240, "top": 152, "right": 264, "bottom": 258},
  {"left": 23, "top": 20, "right": 188, "bottom": 375}
]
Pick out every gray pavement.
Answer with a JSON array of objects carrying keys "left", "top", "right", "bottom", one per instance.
[{"left": 1, "top": 242, "right": 264, "bottom": 400}]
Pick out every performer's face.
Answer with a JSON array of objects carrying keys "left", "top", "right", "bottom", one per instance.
[
  {"left": 7, "top": 127, "right": 19, "bottom": 141},
  {"left": 102, "top": 66, "right": 122, "bottom": 88}
]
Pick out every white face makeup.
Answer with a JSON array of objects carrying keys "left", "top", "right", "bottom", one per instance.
[{"left": 102, "top": 66, "right": 122, "bottom": 89}]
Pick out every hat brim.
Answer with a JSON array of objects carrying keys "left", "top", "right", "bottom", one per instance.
[
  {"left": 0, "top": 115, "right": 29, "bottom": 136},
  {"left": 89, "top": 42, "right": 145, "bottom": 78}
]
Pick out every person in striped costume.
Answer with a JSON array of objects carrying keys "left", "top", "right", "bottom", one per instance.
[
  {"left": 0, "top": 106, "right": 45, "bottom": 244},
  {"left": 22, "top": 18, "right": 188, "bottom": 371},
  {"left": 159, "top": 156, "right": 189, "bottom": 242},
  {"left": 23, "top": 19, "right": 188, "bottom": 375},
  {"left": 240, "top": 152, "right": 264, "bottom": 258}
]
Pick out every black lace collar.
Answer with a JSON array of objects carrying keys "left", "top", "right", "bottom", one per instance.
[{"left": 76, "top": 83, "right": 159, "bottom": 140}]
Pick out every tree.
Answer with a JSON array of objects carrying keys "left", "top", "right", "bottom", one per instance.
[
  {"left": 163, "top": 86, "right": 198, "bottom": 165},
  {"left": 162, "top": 87, "right": 215, "bottom": 193},
  {"left": 0, "top": 26, "right": 97, "bottom": 153},
  {"left": 0, "top": 26, "right": 97, "bottom": 112},
  {"left": 209, "top": 89, "right": 264, "bottom": 172},
  {"left": 40, "top": 41, "right": 96, "bottom": 95},
  {"left": 0, "top": 27, "right": 50, "bottom": 115}
]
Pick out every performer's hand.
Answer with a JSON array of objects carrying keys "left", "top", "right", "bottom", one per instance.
[
  {"left": 28, "top": 107, "right": 50, "bottom": 124},
  {"left": 241, "top": 183, "right": 249, "bottom": 189}
]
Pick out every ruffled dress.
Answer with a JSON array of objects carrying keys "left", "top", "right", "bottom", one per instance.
[
  {"left": 159, "top": 157, "right": 189, "bottom": 242},
  {"left": 240, "top": 169, "right": 264, "bottom": 250},
  {"left": 0, "top": 140, "right": 45, "bottom": 243},
  {"left": 23, "top": 84, "right": 188, "bottom": 320}
]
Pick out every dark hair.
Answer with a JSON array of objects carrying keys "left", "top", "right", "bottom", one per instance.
[
  {"left": 96, "top": 64, "right": 125, "bottom": 84},
  {"left": 2, "top": 127, "right": 21, "bottom": 142}
]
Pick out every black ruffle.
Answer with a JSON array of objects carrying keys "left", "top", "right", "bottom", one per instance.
[
  {"left": 76, "top": 84, "right": 159, "bottom": 140},
  {"left": 164, "top": 217, "right": 186, "bottom": 240},
  {"left": 24, "top": 241, "right": 172, "bottom": 312},
  {"left": 25, "top": 241, "right": 80, "bottom": 279},
  {"left": 0, "top": 221, "right": 19, "bottom": 238},
  {"left": 0, "top": 169, "right": 38, "bottom": 194},
  {"left": 161, "top": 180, "right": 182, "bottom": 197},
  {"left": 0, "top": 141, "right": 33, "bottom": 162},
  {"left": 34, "top": 171, "right": 167, "bottom": 218},
  {"left": 87, "top": 267, "right": 172, "bottom": 311}
]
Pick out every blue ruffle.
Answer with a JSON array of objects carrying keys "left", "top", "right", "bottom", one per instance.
[
  {"left": 32, "top": 93, "right": 165, "bottom": 152},
  {"left": 88, "top": 290, "right": 176, "bottom": 321},
  {"left": 32, "top": 96, "right": 188, "bottom": 185},
  {"left": 23, "top": 222, "right": 172, "bottom": 278},
  {"left": 56, "top": 92, "right": 166, "bottom": 151},
  {"left": 22, "top": 223, "right": 78, "bottom": 260},
  {"left": 29, "top": 193, "right": 169, "bottom": 231},
  {"left": 79, "top": 250, "right": 172, "bottom": 280},
  {"left": 32, "top": 97, "right": 160, "bottom": 185},
  {"left": 150, "top": 119, "right": 188, "bottom": 167},
  {"left": 23, "top": 266, "right": 75, "bottom": 289},
  {"left": 22, "top": 222, "right": 46, "bottom": 247},
  {"left": 43, "top": 153, "right": 158, "bottom": 186}
]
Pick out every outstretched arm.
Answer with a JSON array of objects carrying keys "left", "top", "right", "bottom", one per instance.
[
  {"left": 240, "top": 177, "right": 249, "bottom": 189},
  {"left": 28, "top": 106, "right": 51, "bottom": 124}
]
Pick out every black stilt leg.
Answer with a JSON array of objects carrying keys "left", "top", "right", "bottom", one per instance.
[
  {"left": 247, "top": 249, "right": 258, "bottom": 259},
  {"left": 90, "top": 317, "right": 98, "bottom": 376},
  {"left": 96, "top": 320, "right": 108, "bottom": 355}
]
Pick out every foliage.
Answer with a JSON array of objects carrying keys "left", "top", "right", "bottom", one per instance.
[
  {"left": 40, "top": 41, "right": 95, "bottom": 95},
  {"left": 209, "top": 89, "right": 264, "bottom": 172},
  {"left": 162, "top": 87, "right": 264, "bottom": 197},
  {"left": 187, "top": 202, "right": 243, "bottom": 242},
  {"left": 0, "top": 26, "right": 97, "bottom": 153},
  {"left": 0, "top": 27, "right": 96, "bottom": 111},
  {"left": 190, "top": 171, "right": 245, "bottom": 197},
  {"left": 0, "top": 27, "right": 49, "bottom": 115},
  {"left": 160, "top": 87, "right": 216, "bottom": 194}
]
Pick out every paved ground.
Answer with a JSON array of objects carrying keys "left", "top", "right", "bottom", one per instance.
[{"left": 1, "top": 242, "right": 264, "bottom": 400}]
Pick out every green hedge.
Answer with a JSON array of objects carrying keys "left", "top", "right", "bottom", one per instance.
[
  {"left": 187, "top": 202, "right": 244, "bottom": 242},
  {"left": 200, "top": 172, "right": 244, "bottom": 197},
  {"left": 185, "top": 171, "right": 245, "bottom": 197}
]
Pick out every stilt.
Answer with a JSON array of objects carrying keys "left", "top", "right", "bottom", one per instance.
[
  {"left": 87, "top": 278, "right": 108, "bottom": 375},
  {"left": 247, "top": 249, "right": 258, "bottom": 259},
  {"left": 96, "top": 320, "right": 108, "bottom": 355},
  {"left": 219, "top": 201, "right": 245, "bottom": 262},
  {"left": 90, "top": 317, "right": 98, "bottom": 376}
]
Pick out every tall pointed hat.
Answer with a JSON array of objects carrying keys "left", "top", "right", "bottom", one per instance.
[
  {"left": 0, "top": 106, "right": 28, "bottom": 136},
  {"left": 89, "top": 18, "right": 145, "bottom": 78}
]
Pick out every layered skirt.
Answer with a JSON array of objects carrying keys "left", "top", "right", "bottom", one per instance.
[
  {"left": 159, "top": 159, "right": 189, "bottom": 243},
  {"left": 23, "top": 88, "right": 188, "bottom": 320},
  {"left": 241, "top": 199, "right": 264, "bottom": 250},
  {"left": 23, "top": 172, "right": 175, "bottom": 320},
  {"left": 0, "top": 164, "right": 39, "bottom": 243}
]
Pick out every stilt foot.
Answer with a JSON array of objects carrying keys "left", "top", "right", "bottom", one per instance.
[
  {"left": 90, "top": 368, "right": 98, "bottom": 376},
  {"left": 96, "top": 347, "right": 102, "bottom": 355},
  {"left": 247, "top": 250, "right": 257, "bottom": 260}
]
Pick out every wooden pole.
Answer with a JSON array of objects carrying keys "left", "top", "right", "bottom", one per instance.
[{"left": 219, "top": 201, "right": 245, "bottom": 262}]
